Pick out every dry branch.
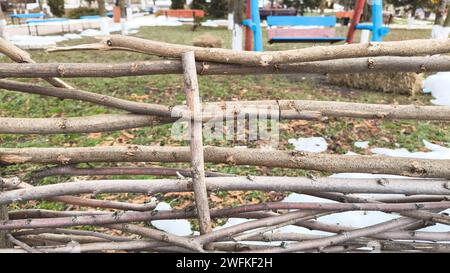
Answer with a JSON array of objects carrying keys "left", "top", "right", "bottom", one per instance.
[
  {"left": 182, "top": 51, "right": 212, "bottom": 235},
  {"left": 0, "top": 114, "right": 166, "bottom": 134},
  {"left": 2, "top": 177, "right": 450, "bottom": 207},
  {"left": 51, "top": 35, "right": 450, "bottom": 66},
  {"left": 6, "top": 233, "right": 41, "bottom": 253},
  {"left": 0, "top": 37, "right": 73, "bottom": 89},
  {"left": 13, "top": 228, "right": 133, "bottom": 242},
  {"left": 3, "top": 178, "right": 450, "bottom": 207},
  {"left": 2, "top": 177, "right": 157, "bottom": 211},
  {"left": 3, "top": 78, "right": 450, "bottom": 124},
  {"left": 2, "top": 146, "right": 450, "bottom": 179},
  {"left": 1, "top": 56, "right": 450, "bottom": 78},
  {"left": 255, "top": 217, "right": 415, "bottom": 253},
  {"left": 0, "top": 79, "right": 171, "bottom": 117},
  {"left": 30, "top": 165, "right": 232, "bottom": 179}
]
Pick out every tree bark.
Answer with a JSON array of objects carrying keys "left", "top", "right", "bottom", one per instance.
[
  {"left": 0, "top": 38, "right": 73, "bottom": 89},
  {"left": 0, "top": 79, "right": 171, "bottom": 117},
  {"left": 0, "top": 114, "right": 167, "bottom": 134},
  {"left": 2, "top": 146, "right": 450, "bottom": 179},
  {"left": 444, "top": 4, "right": 450, "bottom": 27},
  {"left": 98, "top": 0, "right": 106, "bottom": 16},
  {"left": 99, "top": 35, "right": 450, "bottom": 66},
  {"left": 434, "top": 0, "right": 446, "bottom": 25},
  {"left": 2, "top": 176, "right": 450, "bottom": 206},
  {"left": 182, "top": 51, "right": 212, "bottom": 235},
  {"left": 119, "top": 0, "right": 126, "bottom": 18},
  {"left": 2, "top": 56, "right": 450, "bottom": 77}
]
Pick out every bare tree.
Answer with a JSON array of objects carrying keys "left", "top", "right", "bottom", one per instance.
[
  {"left": 98, "top": 0, "right": 106, "bottom": 16},
  {"left": 444, "top": 2, "right": 450, "bottom": 27}
]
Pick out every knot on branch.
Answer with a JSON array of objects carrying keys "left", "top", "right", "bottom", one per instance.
[
  {"left": 419, "top": 64, "right": 427, "bottom": 73},
  {"left": 56, "top": 155, "right": 71, "bottom": 164},
  {"left": 57, "top": 118, "right": 68, "bottom": 130},
  {"left": 259, "top": 55, "right": 273, "bottom": 66},
  {"left": 57, "top": 65, "right": 66, "bottom": 77},
  {"left": 199, "top": 62, "right": 209, "bottom": 75},
  {"left": 226, "top": 155, "right": 236, "bottom": 166},
  {"left": 130, "top": 63, "right": 139, "bottom": 73},
  {"left": 367, "top": 58, "right": 375, "bottom": 69},
  {"left": 377, "top": 178, "right": 389, "bottom": 186},
  {"left": 126, "top": 145, "right": 140, "bottom": 157},
  {"left": 409, "top": 161, "right": 427, "bottom": 176},
  {"left": 443, "top": 182, "right": 450, "bottom": 190}
]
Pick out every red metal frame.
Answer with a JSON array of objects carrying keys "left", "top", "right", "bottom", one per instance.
[
  {"left": 346, "top": 0, "right": 366, "bottom": 43},
  {"left": 245, "top": 0, "right": 253, "bottom": 51}
]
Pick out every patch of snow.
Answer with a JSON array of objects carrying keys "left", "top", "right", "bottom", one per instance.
[
  {"left": 423, "top": 72, "right": 450, "bottom": 106},
  {"left": 150, "top": 202, "right": 193, "bottom": 236},
  {"left": 80, "top": 29, "right": 103, "bottom": 37},
  {"left": 63, "top": 33, "right": 82, "bottom": 40},
  {"left": 217, "top": 139, "right": 450, "bottom": 241},
  {"left": 418, "top": 209, "right": 450, "bottom": 233},
  {"left": 9, "top": 34, "right": 82, "bottom": 49},
  {"left": 214, "top": 218, "right": 251, "bottom": 230},
  {"left": 288, "top": 137, "right": 328, "bottom": 153},
  {"left": 201, "top": 20, "right": 219, "bottom": 28},
  {"left": 354, "top": 141, "right": 369, "bottom": 149},
  {"left": 370, "top": 139, "right": 450, "bottom": 159},
  {"left": 125, "top": 15, "right": 183, "bottom": 28},
  {"left": 278, "top": 192, "right": 399, "bottom": 235}
]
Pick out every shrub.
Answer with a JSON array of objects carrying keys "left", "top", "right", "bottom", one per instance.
[
  {"left": 48, "top": 0, "right": 65, "bottom": 17},
  {"left": 67, "top": 7, "right": 99, "bottom": 19},
  {"left": 207, "top": 0, "right": 228, "bottom": 18},
  {"left": 170, "top": 0, "right": 185, "bottom": 9}
]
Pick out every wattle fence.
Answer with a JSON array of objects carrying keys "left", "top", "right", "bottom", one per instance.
[{"left": 1, "top": 36, "right": 450, "bottom": 252}]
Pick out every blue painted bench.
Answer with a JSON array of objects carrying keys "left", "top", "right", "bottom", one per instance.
[
  {"left": 80, "top": 15, "right": 102, "bottom": 20},
  {"left": 266, "top": 16, "right": 346, "bottom": 43},
  {"left": 9, "top": 13, "right": 45, "bottom": 24},
  {"left": 26, "top": 18, "right": 70, "bottom": 36}
]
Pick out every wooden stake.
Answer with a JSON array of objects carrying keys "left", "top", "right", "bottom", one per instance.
[{"left": 181, "top": 51, "right": 212, "bottom": 235}]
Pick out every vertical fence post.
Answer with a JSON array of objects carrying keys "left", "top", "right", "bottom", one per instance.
[
  {"left": 0, "top": 175, "right": 12, "bottom": 248},
  {"left": 181, "top": 51, "right": 212, "bottom": 236}
]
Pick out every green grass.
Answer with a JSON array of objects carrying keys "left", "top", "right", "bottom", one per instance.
[{"left": 1, "top": 25, "right": 449, "bottom": 221}]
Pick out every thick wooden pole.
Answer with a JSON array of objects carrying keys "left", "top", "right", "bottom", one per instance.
[{"left": 181, "top": 51, "right": 212, "bottom": 236}]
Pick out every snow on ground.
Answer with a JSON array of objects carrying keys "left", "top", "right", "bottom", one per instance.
[
  {"left": 7, "top": 15, "right": 189, "bottom": 49},
  {"left": 288, "top": 137, "right": 328, "bottom": 153},
  {"left": 371, "top": 139, "right": 450, "bottom": 159},
  {"left": 147, "top": 137, "right": 449, "bottom": 247},
  {"left": 9, "top": 33, "right": 82, "bottom": 49},
  {"left": 150, "top": 202, "right": 193, "bottom": 236},
  {"left": 423, "top": 72, "right": 450, "bottom": 106},
  {"left": 354, "top": 141, "right": 369, "bottom": 149}
]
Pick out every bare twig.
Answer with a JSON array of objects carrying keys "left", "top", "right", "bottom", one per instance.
[{"left": 6, "top": 233, "right": 41, "bottom": 253}]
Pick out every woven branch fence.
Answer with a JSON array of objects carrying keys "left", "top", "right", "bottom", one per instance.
[{"left": 1, "top": 36, "right": 450, "bottom": 253}]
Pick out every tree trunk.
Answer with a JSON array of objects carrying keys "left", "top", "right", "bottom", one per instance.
[
  {"left": 319, "top": 0, "right": 326, "bottom": 14},
  {"left": 434, "top": 0, "right": 446, "bottom": 25},
  {"left": 0, "top": 4, "right": 6, "bottom": 39},
  {"left": 411, "top": 6, "right": 417, "bottom": 17},
  {"left": 119, "top": 0, "right": 126, "bottom": 18},
  {"left": 444, "top": 4, "right": 450, "bottom": 27},
  {"left": 98, "top": 0, "right": 106, "bottom": 16}
]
